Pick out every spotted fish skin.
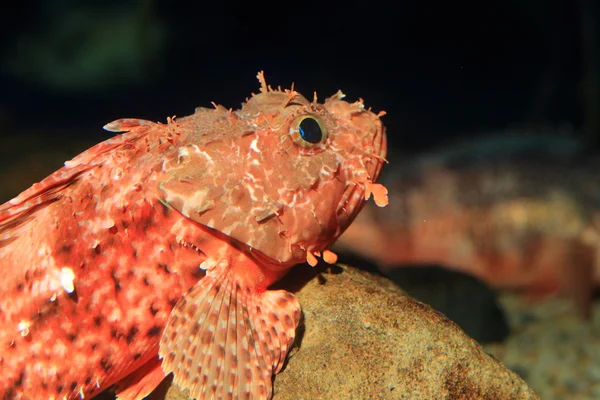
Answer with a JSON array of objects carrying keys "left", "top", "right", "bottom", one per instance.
[{"left": 0, "top": 72, "right": 387, "bottom": 399}]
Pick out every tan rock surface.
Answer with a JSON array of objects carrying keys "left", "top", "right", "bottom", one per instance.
[{"left": 162, "top": 264, "right": 538, "bottom": 400}]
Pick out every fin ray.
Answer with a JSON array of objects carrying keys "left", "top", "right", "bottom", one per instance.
[{"left": 159, "top": 267, "right": 300, "bottom": 399}]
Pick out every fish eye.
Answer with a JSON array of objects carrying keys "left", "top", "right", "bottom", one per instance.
[{"left": 289, "top": 115, "right": 328, "bottom": 147}]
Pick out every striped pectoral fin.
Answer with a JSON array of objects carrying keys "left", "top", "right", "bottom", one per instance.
[
  {"left": 114, "top": 356, "right": 167, "bottom": 400},
  {"left": 159, "top": 267, "right": 301, "bottom": 400}
]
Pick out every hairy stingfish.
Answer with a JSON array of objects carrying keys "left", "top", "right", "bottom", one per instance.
[{"left": 0, "top": 72, "right": 388, "bottom": 400}]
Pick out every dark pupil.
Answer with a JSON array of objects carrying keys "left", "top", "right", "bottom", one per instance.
[{"left": 298, "top": 118, "right": 322, "bottom": 144}]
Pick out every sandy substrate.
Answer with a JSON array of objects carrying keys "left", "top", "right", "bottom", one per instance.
[{"left": 484, "top": 293, "right": 600, "bottom": 400}]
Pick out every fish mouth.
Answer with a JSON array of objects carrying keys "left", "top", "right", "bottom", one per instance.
[
  {"left": 336, "top": 119, "right": 388, "bottom": 233},
  {"left": 335, "top": 181, "right": 369, "bottom": 236}
]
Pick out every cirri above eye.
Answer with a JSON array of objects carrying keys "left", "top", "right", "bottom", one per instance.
[{"left": 289, "top": 115, "right": 328, "bottom": 147}]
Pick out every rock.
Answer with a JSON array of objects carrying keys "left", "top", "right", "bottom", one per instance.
[
  {"left": 336, "top": 252, "right": 510, "bottom": 344},
  {"left": 163, "top": 264, "right": 538, "bottom": 400},
  {"left": 385, "top": 265, "right": 510, "bottom": 344}
]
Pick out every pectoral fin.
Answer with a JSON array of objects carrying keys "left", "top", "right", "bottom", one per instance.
[
  {"left": 159, "top": 266, "right": 301, "bottom": 399},
  {"left": 114, "top": 357, "right": 166, "bottom": 400}
]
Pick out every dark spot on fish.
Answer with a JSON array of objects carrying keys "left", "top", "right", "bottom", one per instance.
[
  {"left": 149, "top": 303, "right": 159, "bottom": 315},
  {"left": 121, "top": 219, "right": 129, "bottom": 229},
  {"left": 39, "top": 296, "right": 60, "bottom": 318},
  {"left": 111, "top": 269, "right": 121, "bottom": 292},
  {"left": 66, "top": 333, "right": 77, "bottom": 342},
  {"left": 94, "top": 245, "right": 101, "bottom": 255},
  {"left": 147, "top": 325, "right": 162, "bottom": 337},
  {"left": 258, "top": 384, "right": 267, "bottom": 396},
  {"left": 104, "top": 236, "right": 115, "bottom": 247},
  {"left": 168, "top": 297, "right": 178, "bottom": 308},
  {"left": 256, "top": 305, "right": 262, "bottom": 314},
  {"left": 166, "top": 352, "right": 175, "bottom": 365},
  {"left": 190, "top": 323, "right": 200, "bottom": 336},
  {"left": 264, "top": 329, "right": 272, "bottom": 344},
  {"left": 142, "top": 216, "right": 154, "bottom": 231},
  {"left": 41, "top": 381, "right": 48, "bottom": 390},
  {"left": 277, "top": 296, "right": 288, "bottom": 307},
  {"left": 186, "top": 303, "right": 199, "bottom": 318},
  {"left": 84, "top": 376, "right": 92, "bottom": 385},
  {"left": 91, "top": 342, "right": 98, "bottom": 351},
  {"left": 133, "top": 352, "right": 142, "bottom": 360},
  {"left": 100, "top": 358, "right": 112, "bottom": 373},
  {"left": 284, "top": 315, "right": 294, "bottom": 328},
  {"left": 25, "top": 270, "right": 32, "bottom": 283},
  {"left": 16, "top": 282, "right": 24, "bottom": 292},
  {"left": 4, "top": 387, "right": 15, "bottom": 399},
  {"left": 111, "top": 328, "right": 118, "bottom": 339},
  {"left": 161, "top": 203, "right": 171, "bottom": 217},
  {"left": 58, "top": 244, "right": 73, "bottom": 255},
  {"left": 158, "top": 263, "right": 169, "bottom": 273},
  {"left": 14, "top": 370, "right": 24, "bottom": 387},
  {"left": 93, "top": 316, "right": 102, "bottom": 327},
  {"left": 143, "top": 276, "right": 150, "bottom": 286},
  {"left": 191, "top": 267, "right": 204, "bottom": 279},
  {"left": 67, "top": 288, "right": 79, "bottom": 303},
  {"left": 70, "top": 381, "right": 78, "bottom": 391},
  {"left": 126, "top": 326, "right": 138, "bottom": 344},
  {"left": 57, "top": 384, "right": 64, "bottom": 394},
  {"left": 108, "top": 225, "right": 118, "bottom": 234},
  {"left": 132, "top": 249, "right": 138, "bottom": 259}
]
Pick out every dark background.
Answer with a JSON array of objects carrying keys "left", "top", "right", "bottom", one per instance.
[{"left": 0, "top": 0, "right": 597, "bottom": 156}]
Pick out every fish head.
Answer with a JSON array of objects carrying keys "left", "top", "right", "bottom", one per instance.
[{"left": 159, "top": 73, "right": 387, "bottom": 267}]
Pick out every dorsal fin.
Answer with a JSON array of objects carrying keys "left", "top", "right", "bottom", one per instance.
[{"left": 0, "top": 119, "right": 156, "bottom": 235}]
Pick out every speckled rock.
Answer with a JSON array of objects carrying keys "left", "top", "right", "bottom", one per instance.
[{"left": 163, "top": 264, "right": 538, "bottom": 400}]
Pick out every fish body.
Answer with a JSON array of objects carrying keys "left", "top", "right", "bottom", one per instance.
[
  {"left": 335, "top": 133, "right": 598, "bottom": 314},
  {"left": 0, "top": 72, "right": 387, "bottom": 399}
]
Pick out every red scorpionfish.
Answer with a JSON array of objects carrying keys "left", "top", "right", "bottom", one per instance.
[{"left": 0, "top": 72, "right": 388, "bottom": 400}]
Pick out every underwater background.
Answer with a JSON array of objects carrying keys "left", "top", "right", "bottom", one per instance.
[{"left": 1, "top": 0, "right": 599, "bottom": 399}]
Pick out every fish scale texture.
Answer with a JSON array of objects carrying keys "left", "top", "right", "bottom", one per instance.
[{"left": 0, "top": 72, "right": 387, "bottom": 400}]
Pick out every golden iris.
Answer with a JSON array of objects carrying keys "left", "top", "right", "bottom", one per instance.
[{"left": 289, "top": 115, "right": 328, "bottom": 147}]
